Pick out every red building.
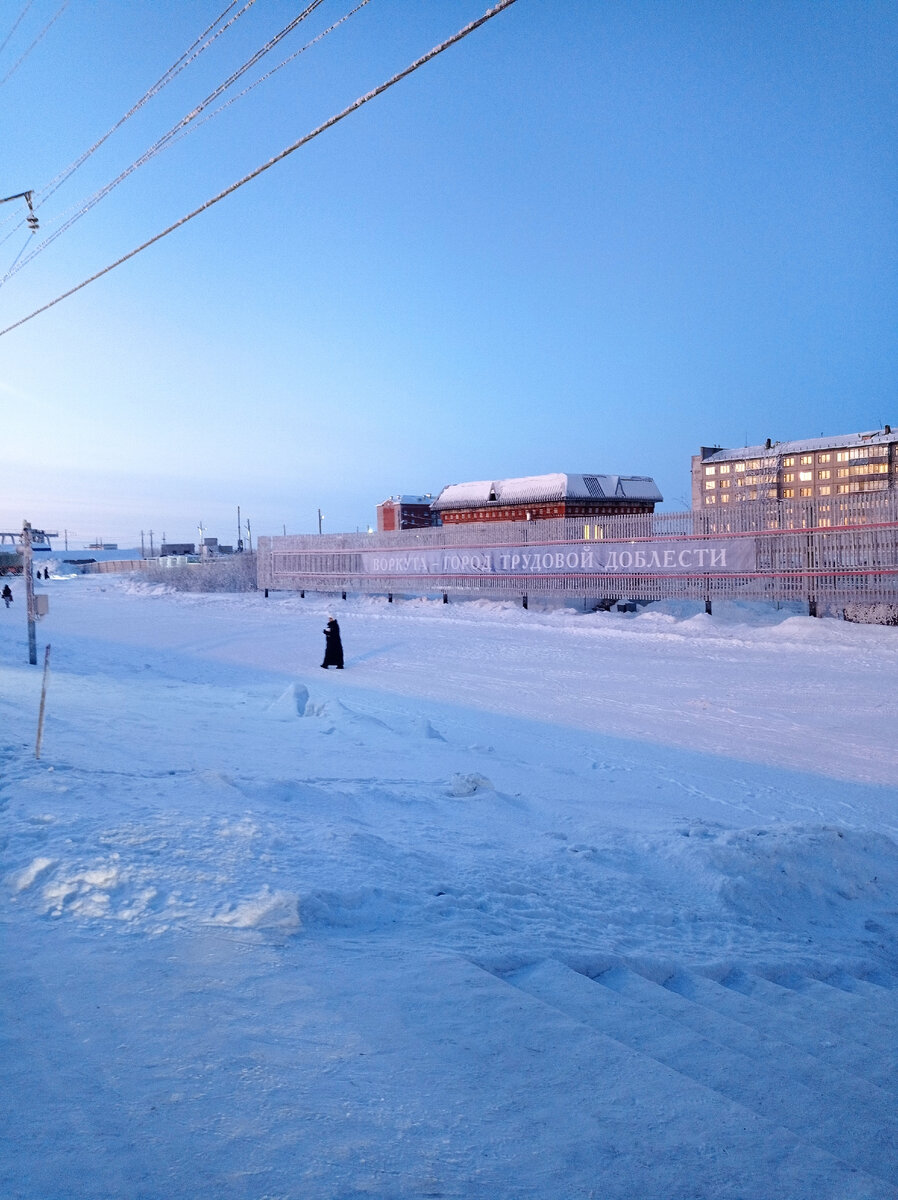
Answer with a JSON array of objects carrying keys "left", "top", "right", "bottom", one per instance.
[
  {"left": 376, "top": 494, "right": 438, "bottom": 532},
  {"left": 431, "top": 473, "right": 662, "bottom": 524}
]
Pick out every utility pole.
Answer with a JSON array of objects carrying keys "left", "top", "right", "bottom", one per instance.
[
  {"left": 318, "top": 508, "right": 323, "bottom": 535},
  {"left": 245, "top": 517, "right": 252, "bottom": 553},
  {"left": 140, "top": 530, "right": 145, "bottom": 558},
  {"left": 198, "top": 522, "right": 206, "bottom": 558},
  {"left": 149, "top": 530, "right": 155, "bottom": 556},
  {"left": 237, "top": 505, "right": 243, "bottom": 552},
  {"left": 64, "top": 529, "right": 68, "bottom": 552},
  {"left": 22, "top": 521, "right": 37, "bottom": 665},
  {"left": 0, "top": 189, "right": 38, "bottom": 231}
]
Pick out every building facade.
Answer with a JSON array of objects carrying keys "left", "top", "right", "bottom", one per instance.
[
  {"left": 431, "top": 473, "right": 662, "bottom": 524},
  {"left": 693, "top": 427, "right": 898, "bottom": 522},
  {"left": 376, "top": 494, "right": 438, "bottom": 532}
]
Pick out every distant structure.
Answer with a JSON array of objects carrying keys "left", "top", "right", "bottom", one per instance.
[
  {"left": 160, "top": 542, "right": 195, "bottom": 556},
  {"left": 693, "top": 427, "right": 898, "bottom": 511},
  {"left": 376, "top": 494, "right": 438, "bottom": 532},
  {"left": 431, "top": 473, "right": 662, "bottom": 524}
]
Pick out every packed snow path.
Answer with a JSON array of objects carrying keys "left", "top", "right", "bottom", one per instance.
[{"left": 1, "top": 576, "right": 897, "bottom": 1198}]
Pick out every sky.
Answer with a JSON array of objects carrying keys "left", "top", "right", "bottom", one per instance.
[{"left": 1, "top": 0, "right": 896, "bottom": 547}]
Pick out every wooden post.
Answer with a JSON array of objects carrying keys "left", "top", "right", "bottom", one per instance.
[{"left": 35, "top": 644, "right": 51, "bottom": 759}]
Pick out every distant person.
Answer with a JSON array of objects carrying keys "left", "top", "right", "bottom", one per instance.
[
  {"left": 2, "top": 584, "right": 12, "bottom": 607},
  {"left": 43, "top": 567, "right": 49, "bottom": 580},
  {"left": 321, "top": 616, "right": 344, "bottom": 669}
]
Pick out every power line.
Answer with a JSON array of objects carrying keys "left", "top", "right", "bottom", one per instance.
[
  {"left": 0, "top": 0, "right": 36, "bottom": 59},
  {"left": 0, "top": 0, "right": 252, "bottom": 247},
  {"left": 1, "top": 0, "right": 369, "bottom": 256},
  {"left": 0, "top": 0, "right": 68, "bottom": 89},
  {"left": 3, "top": 0, "right": 328, "bottom": 277},
  {"left": 166, "top": 0, "right": 372, "bottom": 153},
  {"left": 0, "top": 0, "right": 255, "bottom": 246},
  {"left": 0, "top": 0, "right": 518, "bottom": 340}
]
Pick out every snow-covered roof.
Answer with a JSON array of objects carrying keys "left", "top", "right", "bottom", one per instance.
[
  {"left": 699, "top": 428, "right": 898, "bottom": 464},
  {"left": 379, "top": 495, "right": 433, "bottom": 505},
  {"left": 432, "top": 472, "right": 662, "bottom": 511}
]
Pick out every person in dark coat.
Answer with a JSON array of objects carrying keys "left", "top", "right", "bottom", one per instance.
[
  {"left": 321, "top": 616, "right": 344, "bottom": 669},
  {"left": 2, "top": 584, "right": 12, "bottom": 607}
]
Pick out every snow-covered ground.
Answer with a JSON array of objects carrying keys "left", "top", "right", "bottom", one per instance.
[{"left": 2, "top": 572, "right": 897, "bottom": 1199}]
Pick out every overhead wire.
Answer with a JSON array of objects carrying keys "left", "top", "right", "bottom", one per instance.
[
  {"left": 3, "top": 0, "right": 328, "bottom": 278},
  {"left": 4, "top": 234, "right": 32, "bottom": 277},
  {"left": 0, "top": 0, "right": 254, "bottom": 247},
  {"left": 0, "top": 0, "right": 68, "bottom": 89},
  {"left": 165, "top": 0, "right": 372, "bottom": 153},
  {"left": 0, "top": 0, "right": 36, "bottom": 59},
  {"left": 0, "top": 0, "right": 518, "bottom": 339}
]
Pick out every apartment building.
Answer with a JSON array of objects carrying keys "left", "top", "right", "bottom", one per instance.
[{"left": 692, "top": 427, "right": 898, "bottom": 521}]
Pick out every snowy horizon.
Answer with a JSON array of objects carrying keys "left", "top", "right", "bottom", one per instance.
[{"left": 2, "top": 574, "right": 897, "bottom": 1197}]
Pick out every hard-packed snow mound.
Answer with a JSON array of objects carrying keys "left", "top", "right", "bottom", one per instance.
[{"left": 675, "top": 822, "right": 898, "bottom": 938}]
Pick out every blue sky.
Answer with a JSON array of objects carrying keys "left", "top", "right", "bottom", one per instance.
[{"left": 1, "top": 0, "right": 896, "bottom": 546}]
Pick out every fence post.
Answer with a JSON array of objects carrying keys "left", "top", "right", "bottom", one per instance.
[{"left": 35, "top": 644, "right": 51, "bottom": 758}]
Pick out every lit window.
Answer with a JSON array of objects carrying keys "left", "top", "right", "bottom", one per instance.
[
  {"left": 837, "top": 484, "right": 850, "bottom": 493},
  {"left": 800, "top": 455, "right": 813, "bottom": 465},
  {"left": 719, "top": 493, "right": 730, "bottom": 503},
  {"left": 705, "top": 480, "right": 716, "bottom": 490},
  {"left": 783, "top": 456, "right": 795, "bottom": 466},
  {"left": 818, "top": 470, "right": 831, "bottom": 480},
  {"left": 781, "top": 488, "right": 795, "bottom": 498},
  {"left": 718, "top": 464, "right": 730, "bottom": 474},
  {"left": 837, "top": 468, "right": 850, "bottom": 477},
  {"left": 818, "top": 518, "right": 831, "bottom": 527},
  {"left": 783, "top": 472, "right": 795, "bottom": 482},
  {"left": 704, "top": 495, "right": 716, "bottom": 505},
  {"left": 748, "top": 459, "right": 761, "bottom": 469},
  {"left": 766, "top": 488, "right": 776, "bottom": 498},
  {"left": 734, "top": 462, "right": 746, "bottom": 472},
  {"left": 819, "top": 486, "right": 831, "bottom": 495},
  {"left": 704, "top": 466, "right": 716, "bottom": 476},
  {"left": 799, "top": 471, "right": 812, "bottom": 481},
  {"left": 817, "top": 453, "right": 831, "bottom": 463},
  {"left": 799, "top": 487, "right": 812, "bottom": 497},
  {"left": 719, "top": 479, "right": 730, "bottom": 489}
]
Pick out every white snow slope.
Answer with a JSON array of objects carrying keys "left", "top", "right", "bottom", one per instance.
[{"left": 2, "top": 574, "right": 897, "bottom": 1199}]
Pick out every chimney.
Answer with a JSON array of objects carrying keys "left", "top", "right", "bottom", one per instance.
[
  {"left": 885, "top": 425, "right": 892, "bottom": 434},
  {"left": 765, "top": 438, "right": 772, "bottom": 449}
]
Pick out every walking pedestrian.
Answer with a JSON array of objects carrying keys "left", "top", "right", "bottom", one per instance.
[
  {"left": 321, "top": 616, "right": 344, "bottom": 669},
  {"left": 2, "top": 584, "right": 12, "bottom": 608}
]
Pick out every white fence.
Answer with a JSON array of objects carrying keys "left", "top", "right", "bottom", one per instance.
[{"left": 257, "top": 494, "right": 898, "bottom": 609}]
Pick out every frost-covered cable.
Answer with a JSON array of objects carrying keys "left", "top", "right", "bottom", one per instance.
[
  {"left": 0, "top": 0, "right": 518, "bottom": 338},
  {"left": 5, "top": 0, "right": 327, "bottom": 277},
  {"left": 165, "top": 0, "right": 372, "bottom": 153},
  {"left": 0, "top": 0, "right": 36, "bottom": 59},
  {"left": 0, "top": 0, "right": 68, "bottom": 89},
  {"left": 0, "top": 0, "right": 253, "bottom": 246},
  {"left": 33, "top": 0, "right": 254, "bottom": 208}
]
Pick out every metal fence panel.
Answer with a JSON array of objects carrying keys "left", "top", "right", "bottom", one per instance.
[{"left": 258, "top": 495, "right": 898, "bottom": 607}]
